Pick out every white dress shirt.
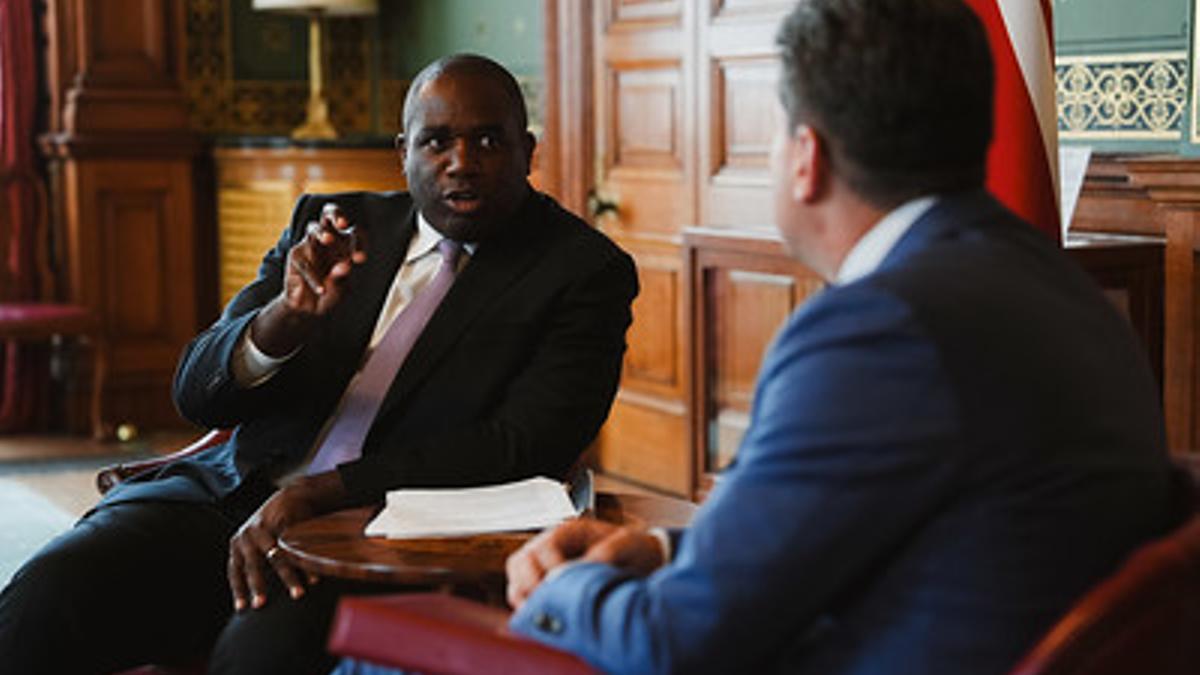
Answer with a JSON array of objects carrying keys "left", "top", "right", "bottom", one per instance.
[{"left": 835, "top": 195, "right": 937, "bottom": 285}]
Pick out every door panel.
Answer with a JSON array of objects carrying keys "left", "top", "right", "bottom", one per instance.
[
  {"left": 580, "top": 0, "right": 796, "bottom": 497},
  {"left": 591, "top": 0, "right": 696, "bottom": 494}
]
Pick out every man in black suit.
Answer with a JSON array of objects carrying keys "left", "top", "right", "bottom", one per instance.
[{"left": 0, "top": 54, "right": 637, "bottom": 675}]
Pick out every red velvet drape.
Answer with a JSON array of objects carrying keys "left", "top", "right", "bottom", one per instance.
[{"left": 0, "top": 0, "right": 50, "bottom": 431}]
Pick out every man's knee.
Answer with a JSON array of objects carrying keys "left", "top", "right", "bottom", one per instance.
[
  {"left": 0, "top": 529, "right": 116, "bottom": 672},
  {"left": 0, "top": 501, "right": 236, "bottom": 672},
  {"left": 209, "top": 580, "right": 344, "bottom": 675}
]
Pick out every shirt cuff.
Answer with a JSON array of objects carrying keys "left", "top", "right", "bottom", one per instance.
[
  {"left": 648, "top": 527, "right": 672, "bottom": 564},
  {"left": 230, "top": 325, "right": 296, "bottom": 387},
  {"left": 541, "top": 559, "right": 583, "bottom": 585}
]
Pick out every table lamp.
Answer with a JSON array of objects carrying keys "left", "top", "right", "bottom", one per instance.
[{"left": 252, "top": 0, "right": 378, "bottom": 140}]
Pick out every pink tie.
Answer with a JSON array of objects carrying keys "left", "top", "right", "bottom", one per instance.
[{"left": 307, "top": 239, "right": 463, "bottom": 474}]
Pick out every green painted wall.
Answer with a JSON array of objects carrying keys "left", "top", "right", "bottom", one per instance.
[
  {"left": 1053, "top": 0, "right": 1195, "bottom": 154},
  {"left": 201, "top": 0, "right": 545, "bottom": 136},
  {"left": 378, "top": 0, "right": 543, "bottom": 79},
  {"left": 229, "top": 0, "right": 309, "bottom": 81},
  {"left": 1055, "top": 0, "right": 1190, "bottom": 54}
]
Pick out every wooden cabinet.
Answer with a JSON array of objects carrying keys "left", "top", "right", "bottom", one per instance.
[
  {"left": 684, "top": 228, "right": 822, "bottom": 497},
  {"left": 681, "top": 228, "right": 1165, "bottom": 496},
  {"left": 214, "top": 144, "right": 403, "bottom": 307},
  {"left": 41, "top": 0, "right": 205, "bottom": 431},
  {"left": 1073, "top": 156, "right": 1200, "bottom": 452}
]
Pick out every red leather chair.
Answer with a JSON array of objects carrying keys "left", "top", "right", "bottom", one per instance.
[
  {"left": 1010, "top": 455, "right": 1200, "bottom": 675},
  {"left": 0, "top": 167, "right": 108, "bottom": 438},
  {"left": 95, "top": 428, "right": 231, "bottom": 494},
  {"left": 329, "top": 592, "right": 593, "bottom": 674},
  {"left": 1009, "top": 514, "right": 1200, "bottom": 675}
]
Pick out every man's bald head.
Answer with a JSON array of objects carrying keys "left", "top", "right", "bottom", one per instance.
[{"left": 401, "top": 54, "right": 529, "bottom": 134}]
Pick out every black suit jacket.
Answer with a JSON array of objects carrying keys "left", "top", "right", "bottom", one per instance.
[{"left": 104, "top": 190, "right": 637, "bottom": 506}]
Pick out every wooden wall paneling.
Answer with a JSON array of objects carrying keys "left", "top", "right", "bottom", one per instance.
[
  {"left": 541, "top": 0, "right": 598, "bottom": 212},
  {"left": 64, "top": 158, "right": 199, "bottom": 427},
  {"left": 685, "top": 227, "right": 821, "bottom": 497},
  {"left": 685, "top": 0, "right": 795, "bottom": 496},
  {"left": 1161, "top": 207, "right": 1198, "bottom": 453},
  {"left": 596, "top": 236, "right": 692, "bottom": 495},
  {"left": 584, "top": 0, "right": 698, "bottom": 494},
  {"left": 697, "top": 2, "right": 785, "bottom": 230},
  {"left": 1119, "top": 160, "right": 1200, "bottom": 453},
  {"left": 1072, "top": 157, "right": 1159, "bottom": 237},
  {"left": 63, "top": 0, "right": 190, "bottom": 134},
  {"left": 608, "top": 0, "right": 681, "bottom": 24},
  {"left": 1066, "top": 236, "right": 1165, "bottom": 387},
  {"left": 1070, "top": 156, "right": 1200, "bottom": 453},
  {"left": 42, "top": 0, "right": 205, "bottom": 432}
]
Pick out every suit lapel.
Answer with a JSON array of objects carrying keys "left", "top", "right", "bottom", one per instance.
[{"left": 379, "top": 194, "right": 554, "bottom": 410}]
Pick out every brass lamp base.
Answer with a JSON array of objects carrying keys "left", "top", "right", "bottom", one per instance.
[
  {"left": 292, "top": 95, "right": 338, "bottom": 140},
  {"left": 290, "top": 10, "right": 338, "bottom": 141}
]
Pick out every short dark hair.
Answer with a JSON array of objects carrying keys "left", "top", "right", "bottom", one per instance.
[
  {"left": 776, "top": 0, "right": 994, "bottom": 207},
  {"left": 401, "top": 53, "right": 529, "bottom": 132}
]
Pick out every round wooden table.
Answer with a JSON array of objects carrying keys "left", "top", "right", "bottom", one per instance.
[{"left": 278, "top": 492, "right": 697, "bottom": 590}]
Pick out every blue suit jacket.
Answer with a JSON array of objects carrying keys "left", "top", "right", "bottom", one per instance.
[
  {"left": 512, "top": 191, "right": 1174, "bottom": 674},
  {"left": 103, "top": 190, "right": 637, "bottom": 507}
]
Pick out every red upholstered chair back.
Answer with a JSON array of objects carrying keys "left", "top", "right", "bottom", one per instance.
[
  {"left": 0, "top": 167, "right": 108, "bottom": 438},
  {"left": 329, "top": 592, "right": 594, "bottom": 675},
  {"left": 1010, "top": 458, "right": 1200, "bottom": 675}
]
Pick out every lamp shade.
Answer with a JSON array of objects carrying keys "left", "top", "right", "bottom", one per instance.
[{"left": 252, "top": 0, "right": 377, "bottom": 16}]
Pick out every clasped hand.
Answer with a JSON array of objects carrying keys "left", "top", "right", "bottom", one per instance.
[{"left": 505, "top": 519, "right": 666, "bottom": 610}]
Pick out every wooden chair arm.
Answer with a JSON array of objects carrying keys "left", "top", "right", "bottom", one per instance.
[
  {"left": 328, "top": 593, "right": 593, "bottom": 675},
  {"left": 95, "top": 429, "right": 232, "bottom": 495}
]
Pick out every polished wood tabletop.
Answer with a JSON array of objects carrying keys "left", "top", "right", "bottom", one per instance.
[{"left": 278, "top": 491, "right": 698, "bottom": 588}]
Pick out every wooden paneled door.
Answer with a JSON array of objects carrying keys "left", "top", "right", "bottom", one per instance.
[
  {"left": 550, "top": 0, "right": 800, "bottom": 496},
  {"left": 586, "top": 0, "right": 699, "bottom": 495}
]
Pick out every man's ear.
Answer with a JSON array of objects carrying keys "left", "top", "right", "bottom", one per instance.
[
  {"left": 790, "top": 124, "right": 824, "bottom": 204},
  {"left": 395, "top": 132, "right": 408, "bottom": 173},
  {"left": 395, "top": 132, "right": 408, "bottom": 159}
]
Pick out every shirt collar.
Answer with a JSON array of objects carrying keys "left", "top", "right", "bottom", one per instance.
[
  {"left": 834, "top": 195, "right": 937, "bottom": 285},
  {"left": 407, "top": 212, "right": 477, "bottom": 264}
]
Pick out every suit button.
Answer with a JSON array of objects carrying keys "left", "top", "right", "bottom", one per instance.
[{"left": 533, "top": 611, "right": 562, "bottom": 634}]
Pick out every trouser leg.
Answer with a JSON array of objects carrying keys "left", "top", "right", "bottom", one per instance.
[
  {"left": 209, "top": 578, "right": 400, "bottom": 675},
  {"left": 0, "top": 500, "right": 236, "bottom": 675}
]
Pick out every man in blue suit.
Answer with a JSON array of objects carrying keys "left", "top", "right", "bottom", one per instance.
[{"left": 501, "top": 1, "right": 1176, "bottom": 673}]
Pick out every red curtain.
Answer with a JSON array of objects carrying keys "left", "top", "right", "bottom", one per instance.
[{"left": 0, "top": 0, "right": 50, "bottom": 431}]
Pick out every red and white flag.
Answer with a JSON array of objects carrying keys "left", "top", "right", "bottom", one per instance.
[{"left": 964, "top": 0, "right": 1061, "bottom": 242}]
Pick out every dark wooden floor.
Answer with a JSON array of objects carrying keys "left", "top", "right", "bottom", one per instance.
[{"left": 0, "top": 429, "right": 196, "bottom": 463}]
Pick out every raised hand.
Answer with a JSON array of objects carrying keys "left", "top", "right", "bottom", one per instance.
[
  {"left": 283, "top": 203, "right": 367, "bottom": 316},
  {"left": 251, "top": 202, "right": 368, "bottom": 358}
]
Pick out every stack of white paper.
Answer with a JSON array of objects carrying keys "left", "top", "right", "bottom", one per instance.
[{"left": 365, "top": 476, "right": 580, "bottom": 539}]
